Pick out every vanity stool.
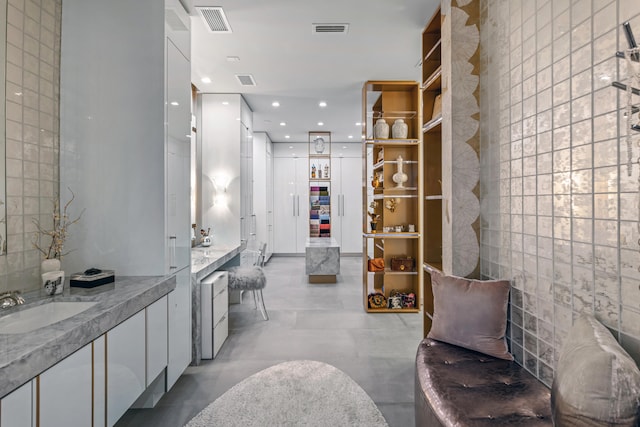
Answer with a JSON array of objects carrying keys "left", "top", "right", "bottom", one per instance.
[{"left": 227, "top": 242, "right": 269, "bottom": 321}]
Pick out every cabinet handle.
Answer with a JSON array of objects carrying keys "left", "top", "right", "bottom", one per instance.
[
  {"left": 169, "top": 236, "right": 177, "bottom": 269},
  {"left": 296, "top": 195, "right": 300, "bottom": 216}
]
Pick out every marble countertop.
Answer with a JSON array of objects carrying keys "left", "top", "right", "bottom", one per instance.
[
  {"left": 191, "top": 243, "right": 244, "bottom": 281},
  {"left": 306, "top": 237, "right": 340, "bottom": 248},
  {"left": 0, "top": 275, "right": 175, "bottom": 399}
]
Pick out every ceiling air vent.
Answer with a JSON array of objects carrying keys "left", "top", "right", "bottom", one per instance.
[
  {"left": 196, "top": 6, "right": 232, "bottom": 33},
  {"left": 235, "top": 74, "right": 256, "bottom": 86},
  {"left": 312, "top": 23, "right": 349, "bottom": 34}
]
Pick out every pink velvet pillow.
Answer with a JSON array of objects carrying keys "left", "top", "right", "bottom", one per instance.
[{"left": 427, "top": 270, "right": 513, "bottom": 360}]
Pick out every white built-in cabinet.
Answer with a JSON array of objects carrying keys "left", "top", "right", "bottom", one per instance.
[
  {"left": 60, "top": 0, "right": 192, "bottom": 401},
  {"left": 252, "top": 132, "right": 274, "bottom": 260},
  {"left": 273, "top": 144, "right": 309, "bottom": 253},
  {"left": 241, "top": 106, "right": 254, "bottom": 246},
  {"left": 331, "top": 152, "right": 363, "bottom": 254},
  {"left": 39, "top": 344, "right": 93, "bottom": 427},
  {"left": 107, "top": 311, "right": 146, "bottom": 427},
  {"left": 0, "top": 380, "right": 34, "bottom": 427},
  {"left": 167, "top": 270, "right": 191, "bottom": 389},
  {"left": 60, "top": 0, "right": 191, "bottom": 276},
  {"left": 272, "top": 143, "right": 362, "bottom": 255},
  {"left": 146, "top": 296, "right": 169, "bottom": 386}
]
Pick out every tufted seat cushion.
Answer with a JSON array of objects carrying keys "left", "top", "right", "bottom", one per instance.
[
  {"left": 227, "top": 266, "right": 266, "bottom": 291},
  {"left": 415, "top": 338, "right": 552, "bottom": 426}
]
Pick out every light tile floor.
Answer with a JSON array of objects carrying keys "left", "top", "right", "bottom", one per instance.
[{"left": 116, "top": 256, "right": 423, "bottom": 427}]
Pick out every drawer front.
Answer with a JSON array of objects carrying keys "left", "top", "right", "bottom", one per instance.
[
  {"left": 213, "top": 313, "right": 229, "bottom": 358},
  {"left": 213, "top": 271, "right": 228, "bottom": 295},
  {"left": 213, "top": 286, "right": 228, "bottom": 326}
]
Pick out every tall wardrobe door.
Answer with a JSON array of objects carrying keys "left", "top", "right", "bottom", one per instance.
[{"left": 273, "top": 157, "right": 297, "bottom": 253}]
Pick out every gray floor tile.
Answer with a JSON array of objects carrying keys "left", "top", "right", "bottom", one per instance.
[{"left": 116, "top": 256, "right": 422, "bottom": 427}]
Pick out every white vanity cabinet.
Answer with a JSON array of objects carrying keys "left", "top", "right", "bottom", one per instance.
[
  {"left": 0, "top": 380, "right": 34, "bottom": 427},
  {"left": 106, "top": 310, "right": 146, "bottom": 427},
  {"left": 167, "top": 269, "right": 192, "bottom": 389},
  {"left": 39, "top": 344, "right": 93, "bottom": 427},
  {"left": 146, "top": 295, "right": 168, "bottom": 386},
  {"left": 201, "top": 271, "right": 229, "bottom": 359}
]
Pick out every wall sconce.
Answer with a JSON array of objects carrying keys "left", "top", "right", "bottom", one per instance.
[{"left": 213, "top": 175, "right": 230, "bottom": 206}]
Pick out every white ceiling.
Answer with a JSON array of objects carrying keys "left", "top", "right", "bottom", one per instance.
[{"left": 182, "top": 0, "right": 439, "bottom": 143}]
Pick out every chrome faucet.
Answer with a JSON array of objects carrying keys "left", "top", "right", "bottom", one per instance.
[{"left": 0, "top": 291, "right": 26, "bottom": 309}]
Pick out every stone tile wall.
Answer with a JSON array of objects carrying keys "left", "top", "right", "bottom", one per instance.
[{"left": 479, "top": 0, "right": 640, "bottom": 385}]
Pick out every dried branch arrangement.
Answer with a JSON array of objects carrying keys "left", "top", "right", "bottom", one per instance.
[{"left": 32, "top": 189, "right": 84, "bottom": 260}]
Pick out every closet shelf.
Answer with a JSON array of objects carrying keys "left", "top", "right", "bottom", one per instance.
[
  {"left": 422, "top": 67, "right": 442, "bottom": 91},
  {"left": 422, "top": 114, "right": 442, "bottom": 133}
]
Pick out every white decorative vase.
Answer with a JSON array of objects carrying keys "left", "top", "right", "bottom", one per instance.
[
  {"left": 41, "top": 258, "right": 61, "bottom": 273},
  {"left": 314, "top": 137, "right": 325, "bottom": 154},
  {"left": 392, "top": 119, "right": 408, "bottom": 139},
  {"left": 374, "top": 119, "right": 389, "bottom": 139},
  {"left": 42, "top": 271, "right": 65, "bottom": 295},
  {"left": 392, "top": 155, "right": 408, "bottom": 188}
]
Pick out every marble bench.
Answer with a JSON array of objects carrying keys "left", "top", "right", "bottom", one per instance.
[{"left": 305, "top": 237, "right": 340, "bottom": 283}]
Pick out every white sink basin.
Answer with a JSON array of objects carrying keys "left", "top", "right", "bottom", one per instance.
[{"left": 0, "top": 301, "right": 97, "bottom": 334}]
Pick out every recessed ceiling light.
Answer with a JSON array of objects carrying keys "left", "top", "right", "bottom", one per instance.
[
  {"left": 226, "top": 56, "right": 240, "bottom": 62},
  {"left": 289, "top": 145, "right": 293, "bottom": 149},
  {"left": 222, "top": 101, "right": 229, "bottom": 105},
  {"left": 317, "top": 122, "right": 324, "bottom": 126},
  {"left": 318, "top": 101, "right": 327, "bottom": 107},
  {"left": 355, "top": 122, "right": 361, "bottom": 126},
  {"left": 342, "top": 145, "right": 347, "bottom": 149},
  {"left": 170, "top": 101, "right": 179, "bottom": 106},
  {"left": 285, "top": 135, "right": 291, "bottom": 139},
  {"left": 14, "top": 92, "right": 22, "bottom": 96},
  {"left": 348, "top": 135, "right": 353, "bottom": 139},
  {"left": 280, "top": 122, "right": 286, "bottom": 126},
  {"left": 272, "top": 101, "right": 280, "bottom": 107},
  {"left": 201, "top": 77, "right": 212, "bottom": 84},
  {"left": 236, "top": 117, "right": 241, "bottom": 121}
]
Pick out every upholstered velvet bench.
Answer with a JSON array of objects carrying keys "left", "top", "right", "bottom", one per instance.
[
  {"left": 415, "top": 271, "right": 640, "bottom": 427},
  {"left": 415, "top": 338, "right": 551, "bottom": 426}
]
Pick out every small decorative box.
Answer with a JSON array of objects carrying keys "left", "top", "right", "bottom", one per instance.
[
  {"left": 70, "top": 270, "right": 115, "bottom": 288},
  {"left": 390, "top": 257, "right": 415, "bottom": 272}
]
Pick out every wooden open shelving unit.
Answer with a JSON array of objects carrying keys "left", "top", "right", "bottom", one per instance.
[
  {"left": 421, "top": 7, "right": 443, "bottom": 336},
  {"left": 362, "top": 81, "right": 423, "bottom": 313}
]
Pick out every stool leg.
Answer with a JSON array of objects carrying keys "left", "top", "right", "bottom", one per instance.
[
  {"left": 257, "top": 289, "right": 269, "bottom": 321},
  {"left": 252, "top": 289, "right": 258, "bottom": 310}
]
